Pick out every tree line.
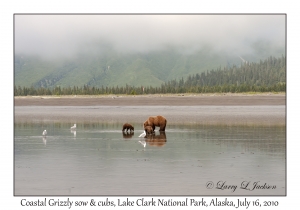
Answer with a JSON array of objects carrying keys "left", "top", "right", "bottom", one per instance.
[{"left": 14, "top": 55, "right": 286, "bottom": 96}]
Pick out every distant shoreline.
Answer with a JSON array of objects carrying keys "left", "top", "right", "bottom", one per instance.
[
  {"left": 14, "top": 92, "right": 286, "bottom": 106},
  {"left": 14, "top": 92, "right": 285, "bottom": 98}
]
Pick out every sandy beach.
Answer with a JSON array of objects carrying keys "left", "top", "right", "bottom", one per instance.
[
  {"left": 14, "top": 93, "right": 285, "bottom": 106},
  {"left": 14, "top": 93, "right": 286, "bottom": 126}
]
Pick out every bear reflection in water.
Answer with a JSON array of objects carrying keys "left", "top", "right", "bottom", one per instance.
[
  {"left": 122, "top": 131, "right": 134, "bottom": 139},
  {"left": 122, "top": 130, "right": 167, "bottom": 147},
  {"left": 145, "top": 131, "right": 167, "bottom": 147}
]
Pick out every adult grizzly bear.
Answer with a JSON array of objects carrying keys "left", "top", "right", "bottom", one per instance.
[
  {"left": 144, "top": 125, "right": 154, "bottom": 135},
  {"left": 143, "top": 115, "right": 167, "bottom": 131},
  {"left": 122, "top": 123, "right": 134, "bottom": 132}
]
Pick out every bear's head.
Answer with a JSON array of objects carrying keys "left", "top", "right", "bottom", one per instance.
[
  {"left": 144, "top": 125, "right": 154, "bottom": 134},
  {"left": 143, "top": 120, "right": 149, "bottom": 128}
]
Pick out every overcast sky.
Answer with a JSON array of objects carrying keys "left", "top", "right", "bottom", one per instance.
[{"left": 14, "top": 14, "right": 285, "bottom": 58}]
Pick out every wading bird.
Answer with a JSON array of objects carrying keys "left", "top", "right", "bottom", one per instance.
[
  {"left": 71, "top": 124, "right": 76, "bottom": 130},
  {"left": 138, "top": 131, "right": 146, "bottom": 138}
]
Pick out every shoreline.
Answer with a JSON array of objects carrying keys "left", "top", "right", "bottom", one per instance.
[
  {"left": 14, "top": 92, "right": 286, "bottom": 106},
  {"left": 14, "top": 93, "right": 286, "bottom": 126}
]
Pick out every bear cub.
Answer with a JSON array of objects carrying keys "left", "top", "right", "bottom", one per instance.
[
  {"left": 122, "top": 123, "right": 134, "bottom": 132},
  {"left": 144, "top": 125, "right": 154, "bottom": 135}
]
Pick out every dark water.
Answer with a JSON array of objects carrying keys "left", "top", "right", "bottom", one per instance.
[{"left": 14, "top": 122, "right": 286, "bottom": 196}]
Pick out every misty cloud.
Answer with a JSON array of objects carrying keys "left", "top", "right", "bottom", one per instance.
[{"left": 14, "top": 14, "right": 285, "bottom": 58}]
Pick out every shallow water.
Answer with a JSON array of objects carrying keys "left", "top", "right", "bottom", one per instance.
[{"left": 14, "top": 122, "right": 286, "bottom": 196}]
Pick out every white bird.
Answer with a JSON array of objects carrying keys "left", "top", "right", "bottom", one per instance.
[
  {"left": 138, "top": 130, "right": 146, "bottom": 138},
  {"left": 139, "top": 140, "right": 146, "bottom": 148},
  {"left": 71, "top": 124, "right": 76, "bottom": 130},
  {"left": 42, "top": 130, "right": 47, "bottom": 136}
]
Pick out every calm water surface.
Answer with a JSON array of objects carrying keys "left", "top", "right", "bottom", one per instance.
[{"left": 14, "top": 122, "right": 285, "bottom": 196}]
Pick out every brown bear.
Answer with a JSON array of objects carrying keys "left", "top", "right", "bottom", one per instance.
[
  {"left": 144, "top": 125, "right": 154, "bottom": 135},
  {"left": 143, "top": 115, "right": 167, "bottom": 131},
  {"left": 122, "top": 123, "right": 134, "bottom": 132}
]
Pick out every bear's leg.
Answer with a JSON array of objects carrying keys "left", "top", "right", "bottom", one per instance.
[{"left": 159, "top": 124, "right": 166, "bottom": 131}]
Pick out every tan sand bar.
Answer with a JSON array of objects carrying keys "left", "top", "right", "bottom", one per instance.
[
  {"left": 14, "top": 94, "right": 286, "bottom": 126},
  {"left": 14, "top": 93, "right": 285, "bottom": 106}
]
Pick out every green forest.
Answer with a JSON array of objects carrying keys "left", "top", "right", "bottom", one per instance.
[{"left": 14, "top": 55, "right": 286, "bottom": 96}]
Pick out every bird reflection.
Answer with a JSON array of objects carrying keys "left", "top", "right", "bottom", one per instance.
[
  {"left": 138, "top": 140, "right": 146, "bottom": 148},
  {"left": 42, "top": 136, "right": 47, "bottom": 145},
  {"left": 71, "top": 130, "right": 76, "bottom": 138}
]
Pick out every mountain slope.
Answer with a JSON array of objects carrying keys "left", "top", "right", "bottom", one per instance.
[{"left": 14, "top": 45, "right": 284, "bottom": 88}]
